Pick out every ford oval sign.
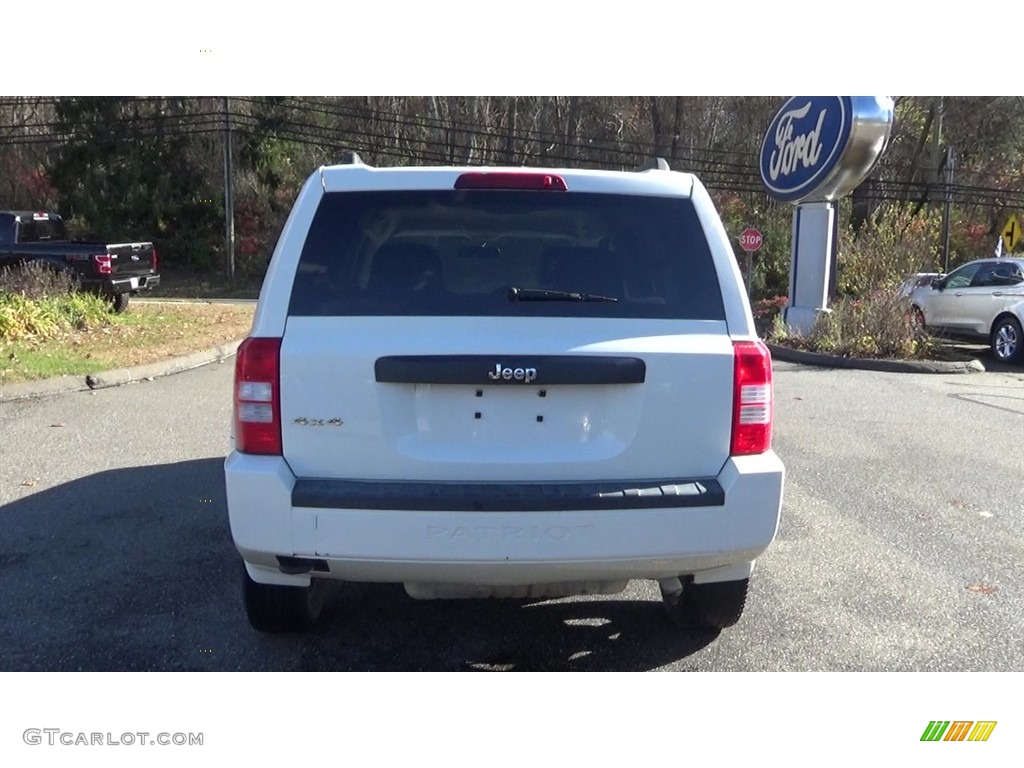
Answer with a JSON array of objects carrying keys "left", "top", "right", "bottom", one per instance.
[{"left": 760, "top": 96, "right": 894, "bottom": 204}]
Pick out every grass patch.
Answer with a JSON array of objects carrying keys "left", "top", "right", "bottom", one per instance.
[
  {"left": 1, "top": 302, "right": 254, "bottom": 383},
  {"left": 2, "top": 346, "right": 117, "bottom": 379}
]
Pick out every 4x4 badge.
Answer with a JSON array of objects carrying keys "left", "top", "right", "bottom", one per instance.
[
  {"left": 293, "top": 417, "right": 344, "bottom": 427},
  {"left": 488, "top": 363, "right": 537, "bottom": 383}
]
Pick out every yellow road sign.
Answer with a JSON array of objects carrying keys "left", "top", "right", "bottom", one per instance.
[{"left": 1002, "top": 214, "right": 1021, "bottom": 253}]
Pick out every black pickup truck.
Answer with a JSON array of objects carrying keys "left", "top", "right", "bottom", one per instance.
[{"left": 0, "top": 210, "right": 160, "bottom": 312}]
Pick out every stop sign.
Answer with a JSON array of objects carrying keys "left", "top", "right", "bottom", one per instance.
[{"left": 739, "top": 227, "right": 763, "bottom": 252}]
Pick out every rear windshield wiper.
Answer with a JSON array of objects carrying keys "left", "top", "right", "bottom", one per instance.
[{"left": 508, "top": 287, "right": 618, "bottom": 303}]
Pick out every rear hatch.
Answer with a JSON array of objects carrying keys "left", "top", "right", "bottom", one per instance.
[{"left": 279, "top": 183, "right": 734, "bottom": 483}]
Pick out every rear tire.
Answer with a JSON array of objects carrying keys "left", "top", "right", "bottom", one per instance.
[
  {"left": 991, "top": 316, "right": 1023, "bottom": 364},
  {"left": 661, "top": 577, "right": 749, "bottom": 630},
  {"left": 910, "top": 305, "right": 926, "bottom": 331},
  {"left": 242, "top": 564, "right": 326, "bottom": 632},
  {"left": 110, "top": 292, "right": 130, "bottom": 314}
]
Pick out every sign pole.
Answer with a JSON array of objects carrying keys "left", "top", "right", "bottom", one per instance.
[{"left": 746, "top": 250, "right": 753, "bottom": 300}]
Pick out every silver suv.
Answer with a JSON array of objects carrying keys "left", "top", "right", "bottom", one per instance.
[
  {"left": 225, "top": 157, "right": 785, "bottom": 633},
  {"left": 909, "top": 258, "right": 1024, "bottom": 364}
]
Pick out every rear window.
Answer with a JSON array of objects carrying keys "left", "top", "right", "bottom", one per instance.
[
  {"left": 287, "top": 190, "right": 725, "bottom": 320},
  {"left": 16, "top": 216, "right": 67, "bottom": 242}
]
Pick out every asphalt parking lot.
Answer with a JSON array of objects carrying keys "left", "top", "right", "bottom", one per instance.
[{"left": 1, "top": 356, "right": 1021, "bottom": 671}]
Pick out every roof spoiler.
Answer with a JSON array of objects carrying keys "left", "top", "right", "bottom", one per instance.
[
  {"left": 635, "top": 157, "right": 670, "bottom": 172},
  {"left": 339, "top": 151, "right": 366, "bottom": 166}
]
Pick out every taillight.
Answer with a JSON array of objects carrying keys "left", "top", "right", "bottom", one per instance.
[
  {"left": 234, "top": 337, "right": 282, "bottom": 455},
  {"left": 92, "top": 253, "right": 112, "bottom": 275},
  {"left": 454, "top": 172, "right": 568, "bottom": 191},
  {"left": 731, "top": 340, "right": 773, "bottom": 456},
  {"left": 151, "top": 247, "right": 159, "bottom": 273}
]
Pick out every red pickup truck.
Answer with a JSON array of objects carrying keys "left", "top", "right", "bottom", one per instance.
[{"left": 0, "top": 210, "right": 160, "bottom": 312}]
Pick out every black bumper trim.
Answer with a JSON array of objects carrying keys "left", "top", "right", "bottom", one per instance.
[{"left": 292, "top": 477, "right": 724, "bottom": 512}]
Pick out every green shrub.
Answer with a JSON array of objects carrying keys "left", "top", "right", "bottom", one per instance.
[
  {"left": 0, "top": 291, "right": 109, "bottom": 341},
  {"left": 835, "top": 208, "right": 942, "bottom": 298},
  {"left": 752, "top": 295, "right": 789, "bottom": 335},
  {"left": 0, "top": 294, "right": 60, "bottom": 339},
  {"left": 714, "top": 194, "right": 793, "bottom": 301},
  {"left": 769, "top": 290, "right": 933, "bottom": 359},
  {"left": 62, "top": 292, "right": 111, "bottom": 331}
]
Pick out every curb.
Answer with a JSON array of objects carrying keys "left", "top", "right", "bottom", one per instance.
[
  {"left": 0, "top": 340, "right": 243, "bottom": 403},
  {"left": 766, "top": 343, "right": 986, "bottom": 374}
]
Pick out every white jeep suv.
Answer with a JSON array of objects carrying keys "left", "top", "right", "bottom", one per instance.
[{"left": 225, "top": 157, "right": 785, "bottom": 633}]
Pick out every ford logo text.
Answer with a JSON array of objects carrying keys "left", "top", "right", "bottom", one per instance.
[{"left": 767, "top": 101, "right": 827, "bottom": 182}]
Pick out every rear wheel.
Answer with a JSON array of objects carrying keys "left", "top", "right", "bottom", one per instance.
[
  {"left": 242, "top": 564, "right": 326, "bottom": 632},
  {"left": 909, "top": 305, "right": 926, "bottom": 331},
  {"left": 661, "top": 577, "right": 749, "bottom": 630},
  {"left": 110, "top": 292, "right": 130, "bottom": 314},
  {"left": 991, "top": 316, "right": 1023, "bottom": 364}
]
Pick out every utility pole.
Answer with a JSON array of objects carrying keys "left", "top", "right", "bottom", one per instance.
[
  {"left": 940, "top": 145, "right": 956, "bottom": 273},
  {"left": 930, "top": 96, "right": 944, "bottom": 186},
  {"left": 223, "top": 96, "right": 235, "bottom": 283}
]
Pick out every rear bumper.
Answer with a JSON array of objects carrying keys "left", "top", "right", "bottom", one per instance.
[
  {"left": 225, "top": 451, "right": 784, "bottom": 587},
  {"left": 86, "top": 274, "right": 160, "bottom": 294}
]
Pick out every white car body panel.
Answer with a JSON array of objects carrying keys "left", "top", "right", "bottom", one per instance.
[{"left": 280, "top": 317, "right": 733, "bottom": 482}]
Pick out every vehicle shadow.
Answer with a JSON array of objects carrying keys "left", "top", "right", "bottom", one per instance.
[
  {"left": 0, "top": 458, "right": 238, "bottom": 672},
  {"left": 0, "top": 458, "right": 717, "bottom": 672},
  {"left": 946, "top": 391, "right": 1024, "bottom": 415},
  {"left": 935, "top": 340, "right": 1024, "bottom": 374},
  {"left": 291, "top": 583, "right": 720, "bottom": 672}
]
